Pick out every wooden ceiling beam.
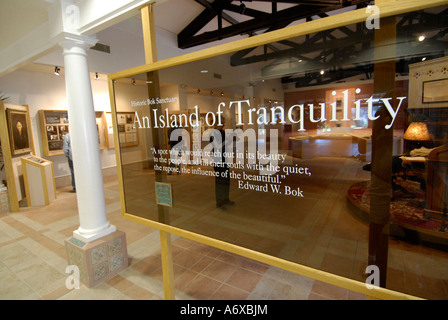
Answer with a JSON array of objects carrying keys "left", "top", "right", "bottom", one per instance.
[{"left": 178, "top": 0, "right": 368, "bottom": 49}]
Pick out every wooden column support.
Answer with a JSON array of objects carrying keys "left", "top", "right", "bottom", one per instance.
[
  {"left": 140, "top": 3, "right": 176, "bottom": 300},
  {"left": 369, "top": 12, "right": 397, "bottom": 288}
]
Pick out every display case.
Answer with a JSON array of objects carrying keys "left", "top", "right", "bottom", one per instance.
[
  {"left": 39, "top": 110, "right": 69, "bottom": 156},
  {"left": 21, "top": 155, "right": 56, "bottom": 207}
]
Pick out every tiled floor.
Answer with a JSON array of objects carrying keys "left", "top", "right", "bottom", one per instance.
[{"left": 0, "top": 175, "right": 367, "bottom": 300}]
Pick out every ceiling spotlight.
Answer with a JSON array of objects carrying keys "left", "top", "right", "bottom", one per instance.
[
  {"left": 320, "top": 70, "right": 325, "bottom": 75},
  {"left": 422, "top": 57, "right": 427, "bottom": 61},
  {"left": 94, "top": 72, "right": 99, "bottom": 80},
  {"left": 54, "top": 66, "right": 60, "bottom": 76},
  {"left": 197, "top": 89, "right": 200, "bottom": 94},
  {"left": 131, "top": 78, "right": 136, "bottom": 85},
  {"left": 418, "top": 35, "right": 425, "bottom": 41}
]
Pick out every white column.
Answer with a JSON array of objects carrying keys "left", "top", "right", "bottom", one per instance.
[{"left": 60, "top": 34, "right": 116, "bottom": 242}]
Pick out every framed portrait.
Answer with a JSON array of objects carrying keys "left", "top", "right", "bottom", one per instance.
[
  {"left": 422, "top": 78, "right": 448, "bottom": 103},
  {"left": 6, "top": 108, "right": 33, "bottom": 156}
]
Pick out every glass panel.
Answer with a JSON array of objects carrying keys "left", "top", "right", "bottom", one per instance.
[{"left": 112, "top": 5, "right": 448, "bottom": 299}]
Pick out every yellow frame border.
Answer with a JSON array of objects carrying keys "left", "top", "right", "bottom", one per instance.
[{"left": 108, "top": 0, "right": 448, "bottom": 300}]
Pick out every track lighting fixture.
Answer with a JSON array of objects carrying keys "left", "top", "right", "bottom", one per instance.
[
  {"left": 94, "top": 72, "right": 99, "bottom": 80},
  {"left": 54, "top": 66, "right": 60, "bottom": 76}
]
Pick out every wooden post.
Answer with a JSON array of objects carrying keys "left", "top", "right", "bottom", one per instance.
[
  {"left": 140, "top": 3, "right": 176, "bottom": 300},
  {"left": 141, "top": 4, "right": 158, "bottom": 64},
  {"left": 369, "top": 6, "right": 396, "bottom": 287}
]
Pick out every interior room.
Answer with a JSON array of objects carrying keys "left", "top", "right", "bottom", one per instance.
[
  {"left": 1, "top": 0, "right": 447, "bottom": 301},
  {"left": 112, "top": 26, "right": 448, "bottom": 300}
]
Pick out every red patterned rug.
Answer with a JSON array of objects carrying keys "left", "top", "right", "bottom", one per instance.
[{"left": 347, "top": 179, "right": 448, "bottom": 238}]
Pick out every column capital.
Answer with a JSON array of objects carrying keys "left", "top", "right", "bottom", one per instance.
[{"left": 58, "top": 33, "right": 98, "bottom": 52}]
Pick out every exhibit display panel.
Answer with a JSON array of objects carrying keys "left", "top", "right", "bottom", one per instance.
[
  {"left": 21, "top": 155, "right": 56, "bottom": 207},
  {"left": 0, "top": 102, "right": 35, "bottom": 211},
  {"left": 39, "top": 110, "right": 70, "bottom": 156},
  {"left": 109, "top": 2, "right": 448, "bottom": 299},
  {"left": 39, "top": 110, "right": 110, "bottom": 155}
]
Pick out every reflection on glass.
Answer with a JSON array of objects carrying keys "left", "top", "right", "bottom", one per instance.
[{"left": 112, "top": 5, "right": 448, "bottom": 299}]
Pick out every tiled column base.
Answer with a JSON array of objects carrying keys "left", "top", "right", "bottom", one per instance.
[
  {"left": 65, "top": 230, "right": 128, "bottom": 288},
  {"left": 0, "top": 189, "right": 10, "bottom": 214}
]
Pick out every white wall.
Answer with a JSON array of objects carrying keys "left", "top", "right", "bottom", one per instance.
[
  {"left": 0, "top": 12, "right": 287, "bottom": 187},
  {"left": 0, "top": 69, "right": 117, "bottom": 185}
]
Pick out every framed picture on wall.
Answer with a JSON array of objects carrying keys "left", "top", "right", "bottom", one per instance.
[
  {"left": 6, "top": 108, "right": 33, "bottom": 156},
  {"left": 116, "top": 112, "right": 138, "bottom": 147},
  {"left": 39, "top": 110, "right": 69, "bottom": 156},
  {"left": 422, "top": 78, "right": 448, "bottom": 103}
]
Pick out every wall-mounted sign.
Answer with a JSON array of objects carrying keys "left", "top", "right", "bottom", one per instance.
[{"left": 155, "top": 182, "right": 173, "bottom": 207}]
